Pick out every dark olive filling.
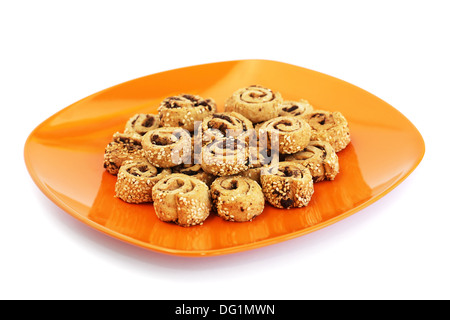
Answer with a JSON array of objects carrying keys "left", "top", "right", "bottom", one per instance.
[
  {"left": 151, "top": 134, "right": 175, "bottom": 146},
  {"left": 274, "top": 119, "right": 292, "bottom": 130},
  {"left": 283, "top": 105, "right": 299, "bottom": 113},
  {"left": 212, "top": 114, "right": 233, "bottom": 123},
  {"left": 127, "top": 165, "right": 150, "bottom": 177},
  {"left": 142, "top": 116, "right": 155, "bottom": 127},
  {"left": 164, "top": 95, "right": 213, "bottom": 109}
]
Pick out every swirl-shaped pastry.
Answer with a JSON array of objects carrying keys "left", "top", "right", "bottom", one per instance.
[
  {"left": 152, "top": 174, "right": 211, "bottom": 227},
  {"left": 158, "top": 94, "right": 216, "bottom": 132},
  {"left": 258, "top": 116, "right": 312, "bottom": 154},
  {"left": 285, "top": 141, "right": 339, "bottom": 182},
  {"left": 261, "top": 161, "right": 314, "bottom": 209},
  {"left": 103, "top": 132, "right": 145, "bottom": 175},
  {"left": 238, "top": 147, "right": 276, "bottom": 184},
  {"left": 142, "top": 127, "right": 192, "bottom": 168},
  {"left": 224, "top": 85, "right": 283, "bottom": 123},
  {"left": 201, "top": 137, "right": 250, "bottom": 176},
  {"left": 125, "top": 113, "right": 160, "bottom": 136},
  {"left": 115, "top": 159, "right": 171, "bottom": 203},
  {"left": 278, "top": 99, "right": 313, "bottom": 118},
  {"left": 302, "top": 110, "right": 350, "bottom": 152},
  {"left": 197, "top": 111, "right": 253, "bottom": 145},
  {"left": 172, "top": 164, "right": 216, "bottom": 186},
  {"left": 211, "top": 176, "right": 265, "bottom": 222}
]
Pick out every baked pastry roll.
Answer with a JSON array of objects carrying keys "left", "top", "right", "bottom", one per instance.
[
  {"left": 237, "top": 167, "right": 262, "bottom": 184},
  {"left": 238, "top": 147, "right": 276, "bottom": 184},
  {"left": 125, "top": 113, "right": 160, "bottom": 136},
  {"left": 103, "top": 132, "right": 146, "bottom": 175},
  {"left": 142, "top": 127, "right": 191, "bottom": 168},
  {"left": 158, "top": 94, "right": 216, "bottom": 132},
  {"left": 285, "top": 140, "right": 339, "bottom": 182},
  {"left": 115, "top": 159, "right": 171, "bottom": 203},
  {"left": 172, "top": 163, "right": 216, "bottom": 186},
  {"left": 152, "top": 174, "right": 211, "bottom": 227},
  {"left": 201, "top": 137, "right": 250, "bottom": 176},
  {"left": 302, "top": 110, "right": 350, "bottom": 152},
  {"left": 258, "top": 116, "right": 312, "bottom": 154},
  {"left": 197, "top": 111, "right": 253, "bottom": 145},
  {"left": 211, "top": 176, "right": 265, "bottom": 222},
  {"left": 261, "top": 161, "right": 314, "bottom": 209},
  {"left": 278, "top": 99, "right": 313, "bottom": 118},
  {"left": 224, "top": 85, "right": 282, "bottom": 123}
]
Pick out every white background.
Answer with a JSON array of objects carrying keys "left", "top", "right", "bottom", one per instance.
[{"left": 1, "top": 1, "right": 449, "bottom": 300}]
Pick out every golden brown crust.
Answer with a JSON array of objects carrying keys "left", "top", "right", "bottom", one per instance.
[
  {"left": 261, "top": 161, "right": 314, "bottom": 209},
  {"left": 285, "top": 140, "right": 339, "bottom": 182},
  {"left": 125, "top": 113, "right": 160, "bottom": 136},
  {"left": 258, "top": 116, "right": 312, "bottom": 154},
  {"left": 115, "top": 159, "right": 171, "bottom": 203},
  {"left": 302, "top": 110, "right": 350, "bottom": 152},
  {"left": 103, "top": 132, "right": 146, "bottom": 175},
  {"left": 224, "top": 85, "right": 282, "bottom": 123},
  {"left": 152, "top": 174, "right": 211, "bottom": 227},
  {"left": 211, "top": 176, "right": 265, "bottom": 222},
  {"left": 141, "top": 127, "right": 192, "bottom": 168},
  {"left": 158, "top": 94, "right": 216, "bottom": 132}
]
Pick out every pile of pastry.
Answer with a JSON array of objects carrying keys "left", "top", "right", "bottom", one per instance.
[{"left": 103, "top": 85, "right": 350, "bottom": 227}]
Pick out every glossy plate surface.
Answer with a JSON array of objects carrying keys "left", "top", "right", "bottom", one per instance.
[{"left": 24, "top": 59, "right": 425, "bottom": 257}]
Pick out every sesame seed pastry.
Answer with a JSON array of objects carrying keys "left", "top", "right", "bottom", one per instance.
[
  {"left": 172, "top": 163, "right": 216, "bottom": 186},
  {"left": 261, "top": 161, "right": 314, "bottom": 209},
  {"left": 152, "top": 174, "right": 212, "bottom": 227},
  {"left": 254, "top": 121, "right": 264, "bottom": 133},
  {"left": 158, "top": 94, "right": 216, "bottom": 132},
  {"left": 258, "top": 116, "right": 312, "bottom": 155},
  {"left": 201, "top": 137, "right": 250, "bottom": 176},
  {"left": 103, "top": 131, "right": 146, "bottom": 175},
  {"left": 197, "top": 111, "right": 254, "bottom": 146},
  {"left": 224, "top": 85, "right": 283, "bottom": 123},
  {"left": 210, "top": 176, "right": 265, "bottom": 222},
  {"left": 284, "top": 140, "right": 339, "bottom": 182},
  {"left": 278, "top": 99, "right": 313, "bottom": 118},
  {"left": 237, "top": 147, "right": 277, "bottom": 184},
  {"left": 237, "top": 167, "right": 263, "bottom": 184},
  {"left": 302, "top": 110, "right": 350, "bottom": 152},
  {"left": 124, "top": 113, "right": 160, "bottom": 136},
  {"left": 115, "top": 159, "right": 171, "bottom": 204},
  {"left": 142, "top": 127, "right": 192, "bottom": 168}
]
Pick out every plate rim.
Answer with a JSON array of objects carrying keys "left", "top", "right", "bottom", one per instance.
[{"left": 24, "top": 58, "right": 426, "bottom": 257}]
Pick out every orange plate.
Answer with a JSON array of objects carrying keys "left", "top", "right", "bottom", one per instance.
[{"left": 24, "top": 59, "right": 425, "bottom": 257}]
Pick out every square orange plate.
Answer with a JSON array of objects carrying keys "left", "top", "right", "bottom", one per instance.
[{"left": 24, "top": 59, "right": 425, "bottom": 257}]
